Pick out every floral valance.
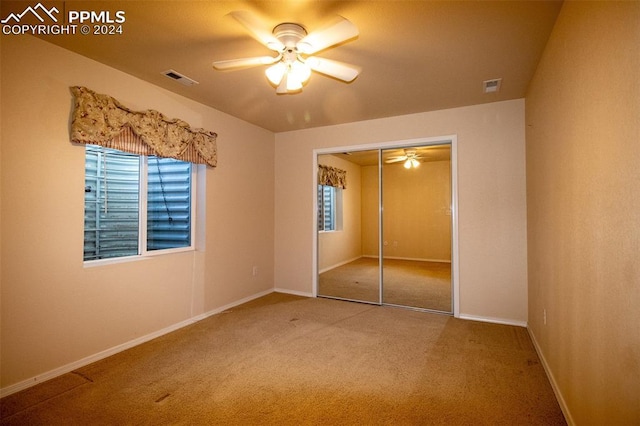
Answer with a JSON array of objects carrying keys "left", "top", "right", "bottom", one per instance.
[
  {"left": 318, "top": 164, "right": 347, "bottom": 189},
  {"left": 70, "top": 86, "right": 217, "bottom": 167}
]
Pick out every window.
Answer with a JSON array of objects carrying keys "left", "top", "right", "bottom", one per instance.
[
  {"left": 317, "top": 185, "right": 342, "bottom": 231},
  {"left": 84, "top": 145, "right": 194, "bottom": 262}
]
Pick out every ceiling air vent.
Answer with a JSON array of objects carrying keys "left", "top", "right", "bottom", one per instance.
[
  {"left": 162, "top": 69, "right": 199, "bottom": 86},
  {"left": 483, "top": 78, "right": 502, "bottom": 93}
]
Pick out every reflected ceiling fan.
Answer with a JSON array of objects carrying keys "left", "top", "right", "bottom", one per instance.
[
  {"left": 213, "top": 11, "right": 361, "bottom": 94},
  {"left": 385, "top": 149, "right": 424, "bottom": 169}
]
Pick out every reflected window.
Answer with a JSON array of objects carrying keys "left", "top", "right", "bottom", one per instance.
[{"left": 317, "top": 185, "right": 342, "bottom": 231}]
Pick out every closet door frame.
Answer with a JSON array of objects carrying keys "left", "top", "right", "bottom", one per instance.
[{"left": 312, "top": 135, "right": 460, "bottom": 318}]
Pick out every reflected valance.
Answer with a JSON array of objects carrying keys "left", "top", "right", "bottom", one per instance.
[
  {"left": 318, "top": 164, "right": 347, "bottom": 189},
  {"left": 70, "top": 86, "right": 217, "bottom": 167}
]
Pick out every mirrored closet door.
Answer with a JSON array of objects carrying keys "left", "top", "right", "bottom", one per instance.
[
  {"left": 317, "top": 143, "right": 453, "bottom": 313},
  {"left": 317, "top": 151, "right": 380, "bottom": 304},
  {"left": 381, "top": 145, "right": 452, "bottom": 312}
]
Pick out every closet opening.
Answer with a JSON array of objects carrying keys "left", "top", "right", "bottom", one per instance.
[{"left": 313, "top": 137, "right": 459, "bottom": 315}]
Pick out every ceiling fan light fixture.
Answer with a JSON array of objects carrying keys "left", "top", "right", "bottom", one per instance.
[
  {"left": 266, "top": 62, "right": 286, "bottom": 85},
  {"left": 266, "top": 59, "right": 311, "bottom": 92},
  {"left": 403, "top": 158, "right": 420, "bottom": 169},
  {"left": 284, "top": 72, "right": 303, "bottom": 92},
  {"left": 291, "top": 60, "right": 311, "bottom": 82}
]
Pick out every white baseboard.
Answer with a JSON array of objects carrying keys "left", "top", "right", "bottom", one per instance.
[
  {"left": 362, "top": 255, "right": 451, "bottom": 263},
  {"left": 189, "top": 289, "right": 273, "bottom": 322},
  {"left": 274, "top": 288, "right": 314, "bottom": 298},
  {"left": 318, "top": 256, "right": 361, "bottom": 274},
  {"left": 458, "top": 313, "right": 527, "bottom": 328},
  {"left": 0, "top": 288, "right": 274, "bottom": 398},
  {"left": 527, "top": 327, "right": 574, "bottom": 426}
]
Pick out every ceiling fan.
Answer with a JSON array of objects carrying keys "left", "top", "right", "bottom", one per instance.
[
  {"left": 213, "top": 11, "right": 361, "bottom": 94},
  {"left": 385, "top": 149, "right": 424, "bottom": 169}
]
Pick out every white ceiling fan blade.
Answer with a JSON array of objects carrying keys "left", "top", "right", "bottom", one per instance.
[
  {"left": 230, "top": 11, "right": 285, "bottom": 52},
  {"left": 385, "top": 157, "right": 408, "bottom": 163},
  {"left": 306, "top": 57, "right": 361, "bottom": 82},
  {"left": 297, "top": 17, "right": 359, "bottom": 54},
  {"left": 213, "top": 55, "right": 279, "bottom": 70}
]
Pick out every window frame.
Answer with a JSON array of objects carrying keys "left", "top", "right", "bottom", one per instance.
[{"left": 83, "top": 145, "right": 197, "bottom": 266}]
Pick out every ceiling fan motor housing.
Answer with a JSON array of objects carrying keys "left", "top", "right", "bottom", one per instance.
[{"left": 272, "top": 23, "right": 307, "bottom": 50}]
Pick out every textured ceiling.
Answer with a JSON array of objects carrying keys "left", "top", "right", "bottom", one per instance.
[{"left": 20, "top": 0, "right": 563, "bottom": 132}]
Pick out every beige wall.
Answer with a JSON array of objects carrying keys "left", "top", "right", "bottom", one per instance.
[
  {"left": 0, "top": 35, "right": 275, "bottom": 389},
  {"left": 360, "top": 164, "right": 379, "bottom": 257},
  {"left": 275, "top": 99, "right": 528, "bottom": 323},
  {"left": 317, "top": 154, "right": 362, "bottom": 271},
  {"left": 525, "top": 2, "right": 640, "bottom": 424}
]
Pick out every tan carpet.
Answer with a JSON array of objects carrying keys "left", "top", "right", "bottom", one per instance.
[
  {"left": 319, "top": 257, "right": 452, "bottom": 312},
  {"left": 1, "top": 293, "right": 565, "bottom": 425}
]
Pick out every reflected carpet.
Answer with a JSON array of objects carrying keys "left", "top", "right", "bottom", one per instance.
[{"left": 319, "top": 257, "right": 452, "bottom": 311}]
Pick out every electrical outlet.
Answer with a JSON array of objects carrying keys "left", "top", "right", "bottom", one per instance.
[
  {"left": 252, "top": 266, "right": 258, "bottom": 276},
  {"left": 543, "top": 308, "right": 547, "bottom": 325}
]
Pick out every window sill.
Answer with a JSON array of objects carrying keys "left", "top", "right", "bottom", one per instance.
[
  {"left": 83, "top": 247, "right": 194, "bottom": 268},
  {"left": 84, "top": 255, "right": 150, "bottom": 268}
]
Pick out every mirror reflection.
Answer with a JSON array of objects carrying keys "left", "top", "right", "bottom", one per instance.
[
  {"left": 317, "top": 144, "right": 452, "bottom": 313},
  {"left": 381, "top": 145, "right": 452, "bottom": 312},
  {"left": 317, "top": 150, "right": 380, "bottom": 303}
]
